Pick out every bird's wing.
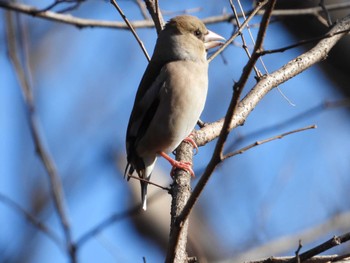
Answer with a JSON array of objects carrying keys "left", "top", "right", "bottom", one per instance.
[{"left": 125, "top": 61, "right": 166, "bottom": 172}]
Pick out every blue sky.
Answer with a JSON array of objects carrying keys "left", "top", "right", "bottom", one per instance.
[{"left": 1, "top": 0, "right": 350, "bottom": 262}]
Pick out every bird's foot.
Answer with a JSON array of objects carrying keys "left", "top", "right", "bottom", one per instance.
[
  {"left": 159, "top": 152, "right": 195, "bottom": 177},
  {"left": 183, "top": 134, "right": 198, "bottom": 155},
  {"left": 170, "top": 161, "right": 195, "bottom": 177}
]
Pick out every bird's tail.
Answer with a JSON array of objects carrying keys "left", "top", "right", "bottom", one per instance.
[
  {"left": 140, "top": 156, "right": 157, "bottom": 211},
  {"left": 141, "top": 181, "right": 148, "bottom": 210}
]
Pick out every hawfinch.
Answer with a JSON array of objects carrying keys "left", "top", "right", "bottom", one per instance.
[{"left": 125, "top": 15, "right": 225, "bottom": 210}]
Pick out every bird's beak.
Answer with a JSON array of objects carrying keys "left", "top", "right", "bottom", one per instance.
[{"left": 204, "top": 30, "right": 226, "bottom": 50}]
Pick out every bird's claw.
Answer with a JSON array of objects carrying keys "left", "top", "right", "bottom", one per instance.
[
  {"left": 183, "top": 134, "right": 198, "bottom": 155},
  {"left": 170, "top": 161, "right": 195, "bottom": 177},
  {"left": 159, "top": 152, "right": 195, "bottom": 177}
]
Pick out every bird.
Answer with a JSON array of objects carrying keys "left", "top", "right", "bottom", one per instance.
[{"left": 125, "top": 15, "right": 225, "bottom": 210}]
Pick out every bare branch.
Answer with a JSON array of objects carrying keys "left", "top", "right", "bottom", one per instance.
[
  {"left": 110, "top": 0, "right": 150, "bottom": 61},
  {"left": 243, "top": 255, "right": 350, "bottom": 263},
  {"left": 135, "top": 0, "right": 149, "bottom": 20},
  {"left": 261, "top": 29, "right": 350, "bottom": 55},
  {"left": 0, "top": 0, "right": 155, "bottom": 29},
  {"left": 76, "top": 190, "right": 164, "bottom": 248},
  {"left": 225, "top": 98, "right": 350, "bottom": 152},
  {"left": 229, "top": 0, "right": 262, "bottom": 77},
  {"left": 5, "top": 11, "right": 76, "bottom": 262},
  {"left": 127, "top": 174, "right": 170, "bottom": 191},
  {"left": 144, "top": 0, "right": 164, "bottom": 34},
  {"left": 0, "top": 193, "right": 61, "bottom": 248},
  {"left": 226, "top": 211, "right": 350, "bottom": 262},
  {"left": 2, "top": 1, "right": 349, "bottom": 31},
  {"left": 195, "top": 14, "right": 350, "bottom": 148},
  {"left": 319, "top": 0, "right": 333, "bottom": 27},
  {"left": 223, "top": 125, "right": 316, "bottom": 160},
  {"left": 286, "top": 232, "right": 350, "bottom": 263},
  {"left": 165, "top": 1, "right": 273, "bottom": 262},
  {"left": 208, "top": 0, "right": 268, "bottom": 63}
]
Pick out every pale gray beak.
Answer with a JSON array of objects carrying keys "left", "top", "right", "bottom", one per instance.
[{"left": 204, "top": 30, "right": 226, "bottom": 50}]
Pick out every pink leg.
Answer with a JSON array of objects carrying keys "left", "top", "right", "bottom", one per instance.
[
  {"left": 183, "top": 134, "right": 198, "bottom": 155},
  {"left": 159, "top": 152, "right": 195, "bottom": 177}
]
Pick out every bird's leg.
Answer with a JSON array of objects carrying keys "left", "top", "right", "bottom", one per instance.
[
  {"left": 159, "top": 152, "right": 195, "bottom": 177},
  {"left": 183, "top": 133, "right": 198, "bottom": 155}
]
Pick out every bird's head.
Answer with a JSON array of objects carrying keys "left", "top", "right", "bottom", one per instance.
[{"left": 152, "top": 15, "right": 225, "bottom": 63}]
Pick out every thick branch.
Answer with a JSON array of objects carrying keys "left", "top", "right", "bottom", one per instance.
[
  {"left": 196, "top": 14, "right": 350, "bottom": 147},
  {"left": 165, "top": 1, "right": 272, "bottom": 262},
  {"left": 1, "top": 1, "right": 350, "bottom": 30}
]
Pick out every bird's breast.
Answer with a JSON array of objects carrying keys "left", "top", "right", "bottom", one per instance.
[{"left": 138, "top": 60, "right": 208, "bottom": 155}]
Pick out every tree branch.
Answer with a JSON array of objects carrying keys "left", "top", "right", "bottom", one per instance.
[
  {"left": 143, "top": 0, "right": 164, "bottom": 34},
  {"left": 5, "top": 10, "right": 76, "bottom": 263},
  {"left": 0, "top": 193, "right": 61, "bottom": 248},
  {"left": 165, "top": 1, "right": 273, "bottom": 262},
  {"left": 1, "top": 1, "right": 349, "bottom": 30},
  {"left": 195, "top": 13, "right": 350, "bottom": 148},
  {"left": 110, "top": 0, "right": 150, "bottom": 61},
  {"left": 223, "top": 124, "right": 316, "bottom": 160},
  {"left": 287, "top": 232, "right": 350, "bottom": 263}
]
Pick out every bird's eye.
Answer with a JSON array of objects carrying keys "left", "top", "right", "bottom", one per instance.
[{"left": 194, "top": 29, "right": 202, "bottom": 38}]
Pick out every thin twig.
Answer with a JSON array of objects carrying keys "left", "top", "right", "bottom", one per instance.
[
  {"left": 225, "top": 98, "right": 350, "bottom": 152},
  {"left": 319, "top": 0, "right": 333, "bottom": 27},
  {"left": 229, "top": 0, "right": 262, "bottom": 77},
  {"left": 33, "top": 0, "right": 85, "bottom": 13},
  {"left": 261, "top": 28, "right": 350, "bottom": 55},
  {"left": 110, "top": 0, "right": 150, "bottom": 61},
  {"left": 135, "top": 0, "right": 149, "bottom": 20},
  {"left": 208, "top": 0, "right": 268, "bottom": 63},
  {"left": 5, "top": 11, "right": 76, "bottom": 262},
  {"left": 76, "top": 190, "right": 164, "bottom": 247},
  {"left": 295, "top": 239, "right": 303, "bottom": 263},
  {"left": 127, "top": 174, "right": 170, "bottom": 191},
  {"left": 223, "top": 125, "right": 316, "bottom": 160},
  {"left": 0, "top": 193, "right": 62, "bottom": 248}
]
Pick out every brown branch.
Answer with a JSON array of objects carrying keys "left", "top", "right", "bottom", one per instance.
[
  {"left": 76, "top": 190, "right": 164, "bottom": 248},
  {"left": 208, "top": 1, "right": 268, "bottom": 63},
  {"left": 0, "top": 193, "right": 62, "bottom": 248},
  {"left": 143, "top": 0, "right": 164, "bottom": 34},
  {"left": 244, "top": 255, "right": 350, "bottom": 263},
  {"left": 35, "top": 0, "right": 85, "bottom": 14},
  {"left": 5, "top": 11, "right": 76, "bottom": 262},
  {"left": 0, "top": 0, "right": 156, "bottom": 29},
  {"left": 135, "top": 0, "right": 149, "bottom": 20},
  {"left": 319, "top": 0, "right": 333, "bottom": 27},
  {"left": 223, "top": 125, "right": 316, "bottom": 160},
  {"left": 287, "top": 232, "right": 350, "bottom": 263},
  {"left": 229, "top": 0, "right": 262, "bottom": 77},
  {"left": 225, "top": 98, "right": 350, "bottom": 152},
  {"left": 261, "top": 28, "right": 350, "bottom": 55},
  {"left": 165, "top": 1, "right": 273, "bottom": 262},
  {"left": 195, "top": 14, "right": 350, "bottom": 148},
  {"left": 2, "top": 1, "right": 349, "bottom": 31},
  {"left": 230, "top": 211, "right": 350, "bottom": 262},
  {"left": 166, "top": 142, "right": 194, "bottom": 263},
  {"left": 110, "top": 0, "right": 150, "bottom": 61},
  {"left": 127, "top": 174, "right": 170, "bottom": 191}
]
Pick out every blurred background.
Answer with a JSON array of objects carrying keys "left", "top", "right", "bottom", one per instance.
[{"left": 1, "top": 0, "right": 350, "bottom": 262}]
